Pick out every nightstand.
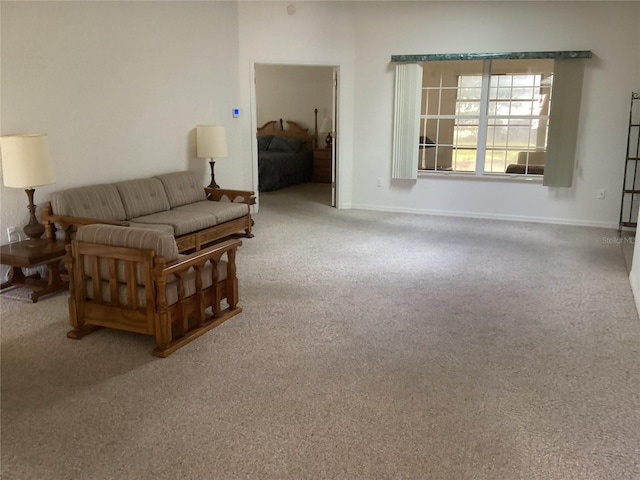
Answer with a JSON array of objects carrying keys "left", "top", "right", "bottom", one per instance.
[
  {"left": 0, "top": 239, "right": 69, "bottom": 302},
  {"left": 313, "top": 148, "right": 332, "bottom": 183}
]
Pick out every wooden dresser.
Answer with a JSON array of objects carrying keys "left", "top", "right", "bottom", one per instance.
[{"left": 312, "top": 148, "right": 332, "bottom": 183}]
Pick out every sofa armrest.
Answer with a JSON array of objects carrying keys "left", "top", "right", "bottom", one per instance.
[
  {"left": 161, "top": 238, "right": 242, "bottom": 276},
  {"left": 205, "top": 188, "right": 256, "bottom": 205},
  {"left": 48, "top": 214, "right": 129, "bottom": 228},
  {"left": 42, "top": 202, "right": 130, "bottom": 241}
]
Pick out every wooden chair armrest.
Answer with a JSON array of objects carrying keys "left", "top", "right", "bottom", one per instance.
[
  {"left": 205, "top": 188, "right": 256, "bottom": 205},
  {"left": 160, "top": 239, "right": 242, "bottom": 277}
]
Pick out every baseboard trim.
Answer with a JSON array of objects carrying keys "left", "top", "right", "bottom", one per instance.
[{"left": 344, "top": 203, "right": 618, "bottom": 229}]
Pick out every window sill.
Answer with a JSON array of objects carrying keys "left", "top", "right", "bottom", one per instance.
[{"left": 417, "top": 170, "right": 544, "bottom": 184}]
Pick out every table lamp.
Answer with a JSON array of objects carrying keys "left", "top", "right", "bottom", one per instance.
[
  {"left": 320, "top": 117, "right": 333, "bottom": 148},
  {"left": 196, "top": 125, "right": 227, "bottom": 189},
  {"left": 1, "top": 134, "right": 55, "bottom": 240}
]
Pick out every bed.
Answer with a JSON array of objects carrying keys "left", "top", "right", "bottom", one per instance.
[{"left": 257, "top": 118, "right": 316, "bottom": 192}]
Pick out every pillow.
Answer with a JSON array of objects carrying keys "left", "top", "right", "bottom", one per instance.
[
  {"left": 267, "top": 136, "right": 304, "bottom": 153},
  {"left": 257, "top": 135, "right": 273, "bottom": 151}
]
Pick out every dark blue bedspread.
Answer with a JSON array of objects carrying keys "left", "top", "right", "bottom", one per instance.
[{"left": 258, "top": 147, "right": 313, "bottom": 192}]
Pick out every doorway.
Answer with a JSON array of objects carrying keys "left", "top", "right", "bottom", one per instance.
[{"left": 252, "top": 63, "right": 339, "bottom": 207}]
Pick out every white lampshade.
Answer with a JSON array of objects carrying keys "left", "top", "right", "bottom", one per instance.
[
  {"left": 320, "top": 117, "right": 333, "bottom": 133},
  {"left": 196, "top": 125, "right": 228, "bottom": 159},
  {"left": 0, "top": 134, "right": 55, "bottom": 189}
]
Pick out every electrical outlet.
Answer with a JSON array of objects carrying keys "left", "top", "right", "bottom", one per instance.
[
  {"left": 597, "top": 188, "right": 606, "bottom": 199},
  {"left": 7, "top": 226, "right": 19, "bottom": 243},
  {"left": 377, "top": 177, "right": 383, "bottom": 187}
]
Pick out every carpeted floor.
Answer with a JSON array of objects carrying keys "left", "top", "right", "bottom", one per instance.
[{"left": 2, "top": 183, "right": 639, "bottom": 480}]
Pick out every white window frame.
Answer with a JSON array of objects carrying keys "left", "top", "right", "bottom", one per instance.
[{"left": 420, "top": 59, "right": 552, "bottom": 177}]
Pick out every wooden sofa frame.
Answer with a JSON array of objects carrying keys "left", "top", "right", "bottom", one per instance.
[
  {"left": 64, "top": 236, "right": 243, "bottom": 358},
  {"left": 43, "top": 187, "right": 255, "bottom": 253}
]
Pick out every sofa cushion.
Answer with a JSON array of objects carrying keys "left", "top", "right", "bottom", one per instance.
[
  {"left": 172, "top": 200, "right": 248, "bottom": 224},
  {"left": 77, "top": 225, "right": 179, "bottom": 284},
  {"left": 126, "top": 222, "right": 174, "bottom": 235},
  {"left": 51, "top": 184, "right": 127, "bottom": 221},
  {"left": 154, "top": 171, "right": 206, "bottom": 208},
  {"left": 115, "top": 178, "right": 170, "bottom": 220},
  {"left": 130, "top": 210, "right": 217, "bottom": 236}
]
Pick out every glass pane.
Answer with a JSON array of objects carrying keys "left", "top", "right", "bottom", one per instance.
[
  {"left": 435, "top": 119, "right": 455, "bottom": 145},
  {"left": 422, "top": 60, "right": 484, "bottom": 123},
  {"left": 459, "top": 76, "right": 482, "bottom": 88},
  {"left": 494, "top": 101, "right": 511, "bottom": 115},
  {"left": 455, "top": 125, "right": 478, "bottom": 148},
  {"left": 457, "top": 118, "right": 479, "bottom": 126},
  {"left": 435, "top": 146, "right": 450, "bottom": 170},
  {"left": 456, "top": 101, "right": 481, "bottom": 116},
  {"left": 484, "top": 150, "right": 507, "bottom": 173},
  {"left": 491, "top": 58, "right": 554, "bottom": 76},
  {"left": 420, "top": 119, "right": 437, "bottom": 145},
  {"left": 458, "top": 87, "right": 482, "bottom": 100},
  {"left": 508, "top": 127, "right": 533, "bottom": 147},
  {"left": 511, "top": 100, "right": 535, "bottom": 116},
  {"left": 418, "top": 144, "right": 437, "bottom": 170},
  {"left": 421, "top": 88, "right": 441, "bottom": 116},
  {"left": 513, "top": 87, "right": 535, "bottom": 99},
  {"left": 495, "top": 87, "right": 512, "bottom": 100},
  {"left": 512, "top": 75, "right": 533, "bottom": 86},
  {"left": 452, "top": 148, "right": 476, "bottom": 172},
  {"left": 505, "top": 150, "right": 520, "bottom": 165},
  {"left": 486, "top": 126, "right": 508, "bottom": 148}
]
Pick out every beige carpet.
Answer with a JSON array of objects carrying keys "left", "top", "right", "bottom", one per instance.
[{"left": 2, "top": 183, "right": 639, "bottom": 480}]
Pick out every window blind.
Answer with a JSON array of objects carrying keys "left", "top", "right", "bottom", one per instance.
[
  {"left": 543, "top": 59, "right": 587, "bottom": 187},
  {"left": 392, "top": 63, "right": 422, "bottom": 180}
]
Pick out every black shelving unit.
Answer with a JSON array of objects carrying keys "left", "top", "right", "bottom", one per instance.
[{"left": 619, "top": 92, "right": 640, "bottom": 232}]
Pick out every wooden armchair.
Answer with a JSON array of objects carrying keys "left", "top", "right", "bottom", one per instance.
[{"left": 64, "top": 224, "right": 242, "bottom": 357}]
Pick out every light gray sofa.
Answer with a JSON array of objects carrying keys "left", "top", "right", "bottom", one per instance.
[{"left": 43, "top": 171, "right": 254, "bottom": 252}]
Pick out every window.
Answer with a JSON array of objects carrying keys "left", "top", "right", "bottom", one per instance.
[
  {"left": 419, "top": 59, "right": 553, "bottom": 176},
  {"left": 391, "top": 51, "right": 591, "bottom": 187}
]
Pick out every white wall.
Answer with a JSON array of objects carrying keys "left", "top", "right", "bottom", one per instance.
[
  {"left": 349, "top": 1, "right": 640, "bottom": 227},
  {"left": 255, "top": 64, "right": 334, "bottom": 140},
  {"left": 1, "top": 1, "right": 243, "bottom": 243},
  {"left": 237, "top": 0, "right": 356, "bottom": 203},
  {"left": 2, "top": 1, "right": 639, "bottom": 233},
  {"left": 236, "top": 1, "right": 640, "bottom": 225}
]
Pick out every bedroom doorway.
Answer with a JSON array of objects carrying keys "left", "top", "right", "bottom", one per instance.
[{"left": 253, "top": 63, "right": 338, "bottom": 207}]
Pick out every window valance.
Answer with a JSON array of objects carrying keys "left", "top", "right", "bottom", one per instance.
[{"left": 391, "top": 51, "right": 592, "bottom": 63}]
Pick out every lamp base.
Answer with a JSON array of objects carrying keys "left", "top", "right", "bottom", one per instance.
[
  {"left": 208, "top": 160, "right": 220, "bottom": 189},
  {"left": 23, "top": 188, "right": 45, "bottom": 240}
]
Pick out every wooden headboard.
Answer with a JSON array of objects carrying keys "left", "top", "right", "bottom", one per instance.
[{"left": 257, "top": 109, "right": 318, "bottom": 148}]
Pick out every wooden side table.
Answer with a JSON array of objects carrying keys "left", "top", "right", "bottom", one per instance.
[
  {"left": 0, "top": 239, "right": 69, "bottom": 303},
  {"left": 313, "top": 148, "right": 332, "bottom": 183}
]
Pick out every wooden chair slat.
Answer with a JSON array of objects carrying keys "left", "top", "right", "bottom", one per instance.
[
  {"left": 126, "top": 261, "right": 137, "bottom": 310},
  {"left": 109, "top": 258, "right": 119, "bottom": 306},
  {"left": 91, "top": 256, "right": 102, "bottom": 303}
]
